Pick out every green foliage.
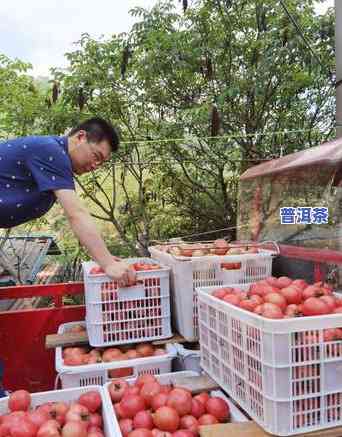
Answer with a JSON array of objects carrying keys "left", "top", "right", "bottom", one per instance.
[{"left": 0, "top": 55, "right": 46, "bottom": 137}]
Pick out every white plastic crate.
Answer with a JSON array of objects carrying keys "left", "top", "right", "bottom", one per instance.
[
  {"left": 149, "top": 246, "right": 276, "bottom": 341},
  {"left": 83, "top": 258, "right": 172, "bottom": 347},
  {"left": 55, "top": 321, "right": 177, "bottom": 388},
  {"left": 103, "top": 371, "right": 249, "bottom": 437},
  {"left": 197, "top": 284, "right": 342, "bottom": 436},
  {"left": 0, "top": 386, "right": 114, "bottom": 437}
]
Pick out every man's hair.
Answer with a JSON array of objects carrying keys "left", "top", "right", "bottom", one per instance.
[{"left": 68, "top": 117, "right": 120, "bottom": 152}]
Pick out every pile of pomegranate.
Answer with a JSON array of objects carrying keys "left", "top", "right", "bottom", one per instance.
[
  {"left": 89, "top": 263, "right": 161, "bottom": 275},
  {"left": 0, "top": 389, "right": 104, "bottom": 437},
  {"left": 108, "top": 374, "right": 230, "bottom": 437},
  {"left": 157, "top": 240, "right": 259, "bottom": 258},
  {"left": 62, "top": 341, "right": 167, "bottom": 377},
  {"left": 211, "top": 276, "right": 342, "bottom": 320}
]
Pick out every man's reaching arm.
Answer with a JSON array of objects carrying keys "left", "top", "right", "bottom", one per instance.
[{"left": 54, "top": 189, "right": 136, "bottom": 286}]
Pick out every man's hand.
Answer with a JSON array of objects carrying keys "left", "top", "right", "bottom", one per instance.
[{"left": 105, "top": 261, "right": 137, "bottom": 287}]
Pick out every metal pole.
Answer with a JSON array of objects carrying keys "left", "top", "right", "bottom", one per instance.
[{"left": 336, "top": 0, "right": 342, "bottom": 137}]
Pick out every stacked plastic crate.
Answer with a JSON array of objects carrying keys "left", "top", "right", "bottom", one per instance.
[
  {"left": 55, "top": 258, "right": 175, "bottom": 388},
  {"left": 149, "top": 243, "right": 277, "bottom": 341},
  {"left": 197, "top": 283, "right": 342, "bottom": 435}
]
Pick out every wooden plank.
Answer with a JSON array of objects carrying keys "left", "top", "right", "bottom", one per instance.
[
  {"left": 45, "top": 331, "right": 89, "bottom": 349},
  {"left": 46, "top": 331, "right": 188, "bottom": 350},
  {"left": 152, "top": 334, "right": 187, "bottom": 345},
  {"left": 199, "top": 422, "right": 342, "bottom": 437},
  {"left": 170, "top": 374, "right": 219, "bottom": 394}
]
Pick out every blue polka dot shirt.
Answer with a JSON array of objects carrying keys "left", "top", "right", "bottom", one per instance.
[{"left": 0, "top": 135, "right": 75, "bottom": 228}]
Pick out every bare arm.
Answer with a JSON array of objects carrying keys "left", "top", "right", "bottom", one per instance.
[{"left": 54, "top": 189, "right": 136, "bottom": 285}]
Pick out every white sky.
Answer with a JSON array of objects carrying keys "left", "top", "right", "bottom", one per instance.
[{"left": 0, "top": 0, "right": 335, "bottom": 78}]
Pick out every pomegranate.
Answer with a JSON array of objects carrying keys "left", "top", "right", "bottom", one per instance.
[
  {"left": 239, "top": 298, "right": 259, "bottom": 312},
  {"left": 140, "top": 382, "right": 162, "bottom": 407},
  {"left": 63, "top": 355, "right": 85, "bottom": 366},
  {"left": 136, "top": 344, "right": 154, "bottom": 357},
  {"left": 2, "top": 412, "right": 28, "bottom": 427},
  {"left": 125, "top": 350, "right": 142, "bottom": 360},
  {"left": 221, "top": 287, "right": 234, "bottom": 294},
  {"left": 190, "top": 399, "right": 205, "bottom": 419},
  {"left": 172, "top": 431, "right": 196, "bottom": 437},
  {"left": 193, "top": 393, "right": 209, "bottom": 406},
  {"left": 29, "top": 410, "right": 50, "bottom": 428},
  {"left": 151, "top": 393, "right": 168, "bottom": 412},
  {"left": 279, "top": 286, "right": 302, "bottom": 305},
  {"left": 49, "top": 403, "right": 68, "bottom": 426},
  {"left": 254, "top": 303, "right": 283, "bottom": 319},
  {"left": 265, "top": 277, "right": 280, "bottom": 288},
  {"left": 323, "top": 328, "right": 340, "bottom": 342},
  {"left": 87, "top": 427, "right": 102, "bottom": 434},
  {"left": 277, "top": 276, "right": 292, "bottom": 288},
  {"left": 89, "top": 350, "right": 102, "bottom": 360},
  {"left": 302, "top": 297, "right": 331, "bottom": 316},
  {"left": 302, "top": 286, "right": 322, "bottom": 300},
  {"left": 133, "top": 411, "right": 154, "bottom": 430},
  {"left": 153, "top": 407, "right": 180, "bottom": 433},
  {"left": 223, "top": 294, "right": 241, "bottom": 306},
  {"left": 8, "top": 391, "right": 31, "bottom": 412},
  {"left": 320, "top": 295, "right": 337, "bottom": 312},
  {"left": 102, "top": 349, "right": 123, "bottom": 362},
  {"left": 63, "top": 347, "right": 88, "bottom": 358},
  {"left": 9, "top": 417, "right": 38, "bottom": 437},
  {"left": 212, "top": 289, "right": 227, "bottom": 300},
  {"left": 108, "top": 380, "right": 129, "bottom": 403},
  {"left": 61, "top": 421, "right": 87, "bottom": 437},
  {"left": 125, "top": 386, "right": 141, "bottom": 397},
  {"left": 291, "top": 279, "right": 308, "bottom": 290},
  {"left": 249, "top": 283, "right": 268, "bottom": 297},
  {"left": 179, "top": 415, "right": 198, "bottom": 433},
  {"left": 88, "top": 430, "right": 104, "bottom": 437},
  {"left": 284, "top": 304, "right": 302, "bottom": 317},
  {"left": 166, "top": 389, "right": 192, "bottom": 416},
  {"left": 213, "top": 239, "right": 229, "bottom": 249},
  {"left": 151, "top": 430, "right": 172, "bottom": 437},
  {"left": 37, "top": 420, "right": 61, "bottom": 437},
  {"left": 113, "top": 403, "right": 126, "bottom": 420},
  {"left": 119, "top": 419, "right": 134, "bottom": 437},
  {"left": 135, "top": 375, "right": 158, "bottom": 389},
  {"left": 120, "top": 395, "right": 146, "bottom": 418},
  {"left": 127, "top": 429, "right": 153, "bottom": 437},
  {"left": 89, "top": 413, "right": 102, "bottom": 429},
  {"left": 78, "top": 391, "right": 101, "bottom": 413},
  {"left": 159, "top": 385, "right": 172, "bottom": 395},
  {"left": 205, "top": 397, "right": 230, "bottom": 422},
  {"left": 263, "top": 293, "right": 287, "bottom": 311},
  {"left": 198, "top": 414, "right": 219, "bottom": 425},
  {"left": 254, "top": 304, "right": 264, "bottom": 315},
  {"left": 65, "top": 404, "right": 90, "bottom": 425},
  {"left": 0, "top": 424, "right": 10, "bottom": 437}
]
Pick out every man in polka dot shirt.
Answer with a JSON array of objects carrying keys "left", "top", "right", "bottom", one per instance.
[{"left": 0, "top": 117, "right": 136, "bottom": 286}]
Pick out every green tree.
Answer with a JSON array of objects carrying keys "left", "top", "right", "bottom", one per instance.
[
  {"left": 0, "top": 54, "right": 45, "bottom": 137},
  {"left": 37, "top": 0, "right": 334, "bottom": 250}
]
